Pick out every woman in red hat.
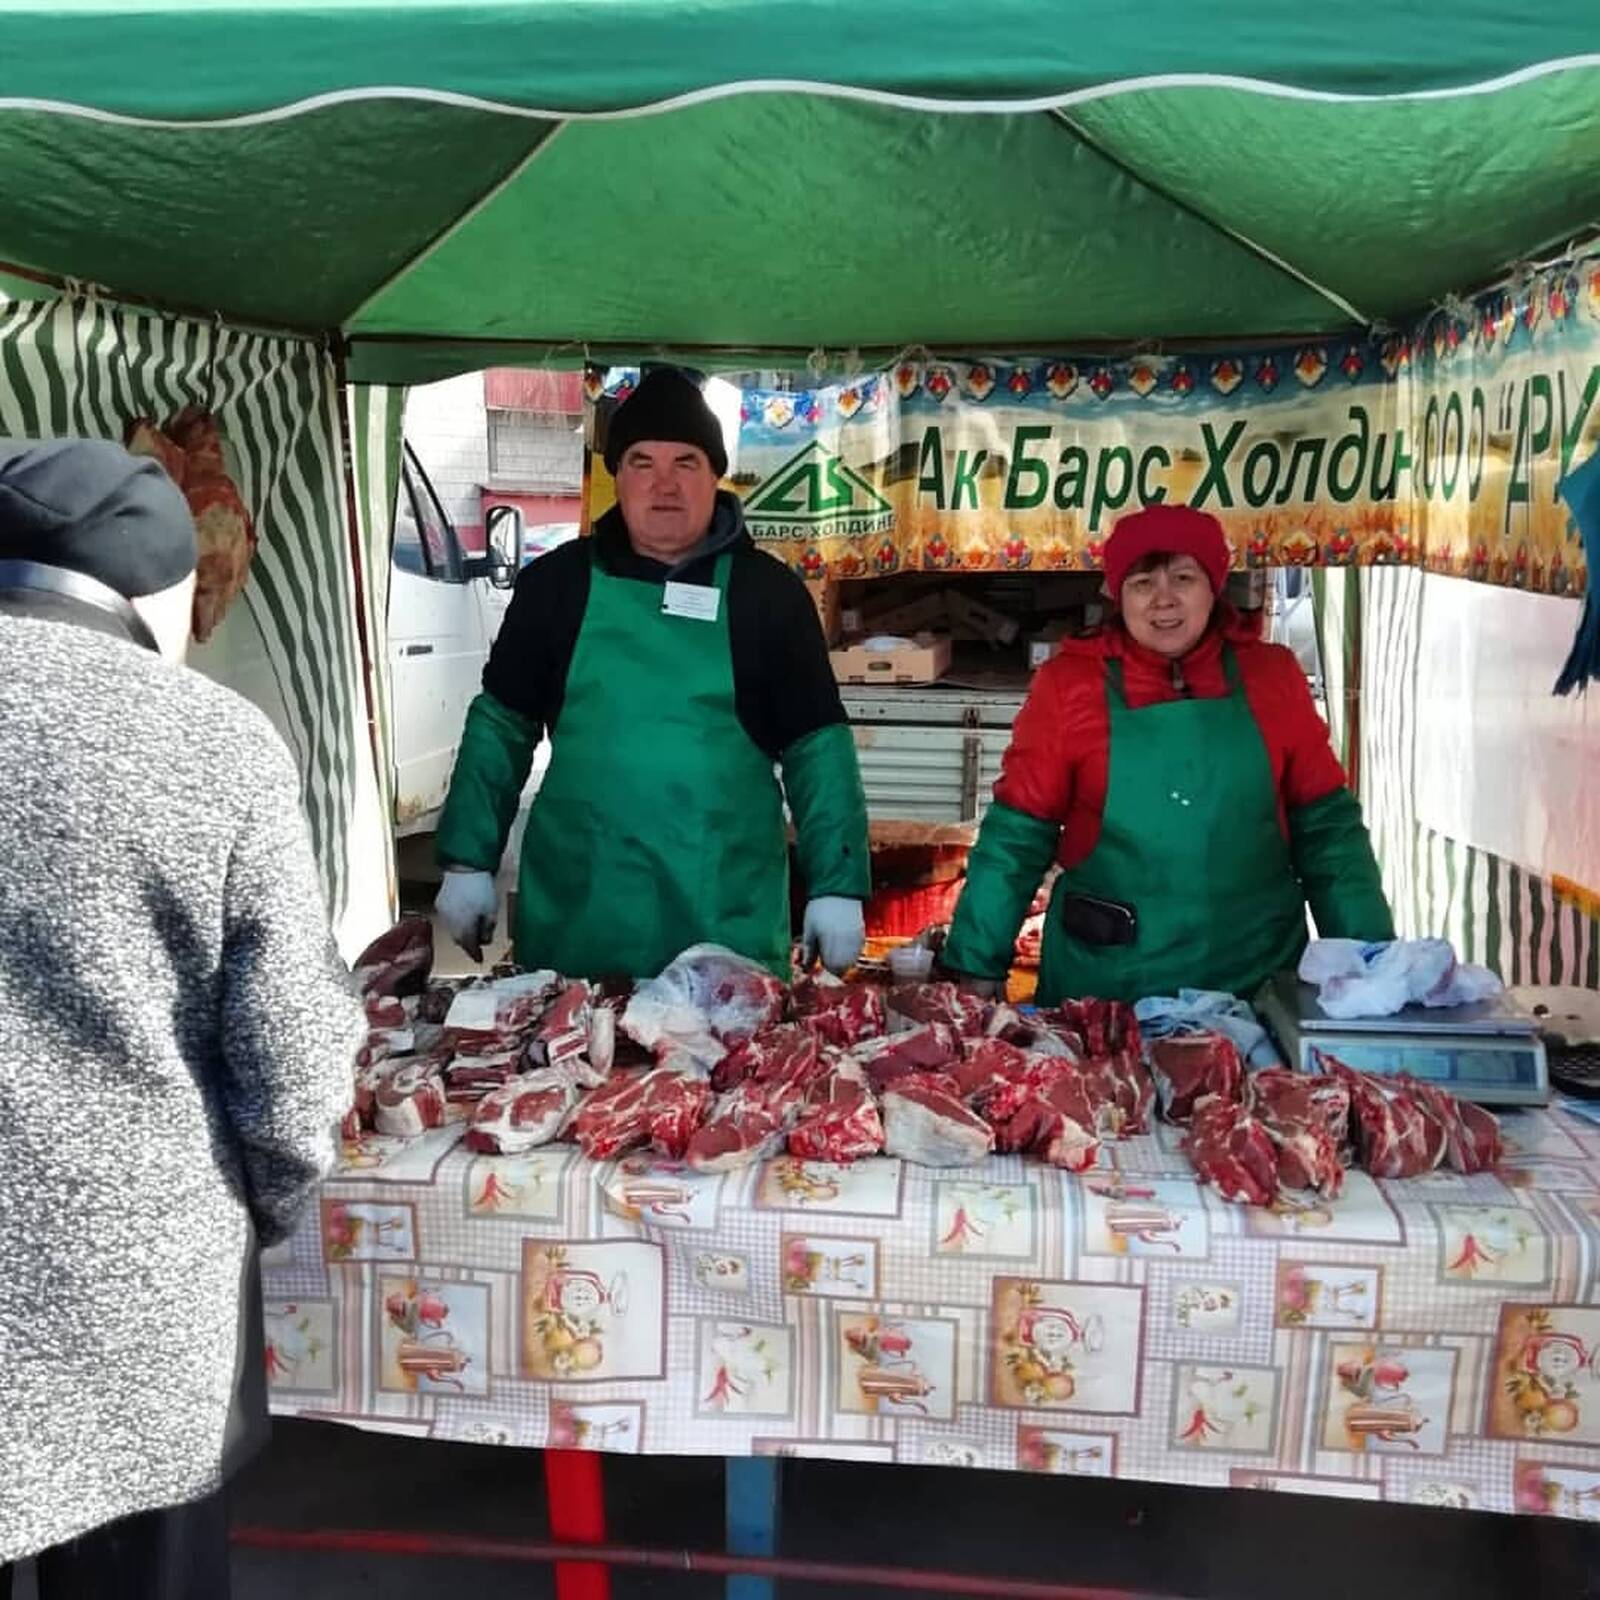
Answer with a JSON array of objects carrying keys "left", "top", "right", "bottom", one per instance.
[{"left": 943, "top": 504, "right": 1392, "bottom": 1005}]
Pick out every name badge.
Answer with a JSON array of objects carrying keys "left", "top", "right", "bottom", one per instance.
[{"left": 661, "top": 581, "right": 721, "bottom": 622}]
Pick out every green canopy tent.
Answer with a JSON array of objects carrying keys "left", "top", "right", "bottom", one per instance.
[
  {"left": 0, "top": 2, "right": 1597, "bottom": 379},
  {"left": 3, "top": 2, "right": 1600, "bottom": 982}
]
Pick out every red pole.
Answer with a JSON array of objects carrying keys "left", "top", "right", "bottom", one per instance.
[
  {"left": 230, "top": 1524, "right": 1191, "bottom": 1600},
  {"left": 542, "top": 1449, "right": 610, "bottom": 1600}
]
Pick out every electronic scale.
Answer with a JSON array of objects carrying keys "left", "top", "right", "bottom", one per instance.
[{"left": 1255, "top": 971, "right": 1550, "bottom": 1107}]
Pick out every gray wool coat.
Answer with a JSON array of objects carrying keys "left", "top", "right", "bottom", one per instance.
[{"left": 0, "top": 608, "right": 365, "bottom": 1563}]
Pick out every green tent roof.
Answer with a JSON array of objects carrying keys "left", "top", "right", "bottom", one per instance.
[{"left": 1, "top": 3, "right": 1596, "bottom": 380}]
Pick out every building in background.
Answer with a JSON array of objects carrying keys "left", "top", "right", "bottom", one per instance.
[{"left": 404, "top": 369, "right": 584, "bottom": 555}]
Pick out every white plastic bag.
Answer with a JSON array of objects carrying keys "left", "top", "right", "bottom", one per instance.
[{"left": 621, "top": 944, "right": 788, "bottom": 1071}]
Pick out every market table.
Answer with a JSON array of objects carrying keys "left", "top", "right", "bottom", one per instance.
[{"left": 261, "top": 1096, "right": 1600, "bottom": 1585}]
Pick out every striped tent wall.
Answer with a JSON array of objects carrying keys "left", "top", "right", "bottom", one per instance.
[
  {"left": 347, "top": 381, "right": 407, "bottom": 919},
  {"left": 1320, "top": 563, "right": 1600, "bottom": 988},
  {"left": 0, "top": 287, "right": 391, "bottom": 954}
]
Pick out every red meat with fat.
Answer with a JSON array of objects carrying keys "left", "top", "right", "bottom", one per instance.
[
  {"left": 1184, "top": 1096, "right": 1280, "bottom": 1205},
  {"left": 571, "top": 1067, "right": 713, "bottom": 1161},
  {"left": 788, "top": 1062, "right": 885, "bottom": 1162},
  {"left": 466, "top": 1070, "right": 577, "bottom": 1154},
  {"left": 352, "top": 916, "right": 434, "bottom": 998},
  {"left": 885, "top": 982, "right": 992, "bottom": 1039},
  {"left": 791, "top": 978, "right": 886, "bottom": 1049},
  {"left": 850, "top": 1021, "right": 963, "bottom": 1092},
  {"left": 881, "top": 1074, "right": 995, "bottom": 1168},
  {"left": 1148, "top": 1033, "right": 1245, "bottom": 1123}
]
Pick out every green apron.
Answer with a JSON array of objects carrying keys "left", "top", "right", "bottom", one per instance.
[
  {"left": 512, "top": 550, "right": 791, "bottom": 979},
  {"left": 1037, "top": 648, "right": 1307, "bottom": 1005}
]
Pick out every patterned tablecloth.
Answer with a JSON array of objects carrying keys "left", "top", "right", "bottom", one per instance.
[{"left": 262, "top": 1099, "right": 1600, "bottom": 1522}]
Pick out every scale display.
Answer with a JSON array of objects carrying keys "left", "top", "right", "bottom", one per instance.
[{"left": 1293, "top": 1036, "right": 1547, "bottom": 1102}]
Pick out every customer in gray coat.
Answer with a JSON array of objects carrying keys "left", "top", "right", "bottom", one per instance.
[{"left": 0, "top": 439, "right": 365, "bottom": 1599}]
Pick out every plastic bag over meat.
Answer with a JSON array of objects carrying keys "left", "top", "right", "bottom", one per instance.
[{"left": 621, "top": 945, "right": 788, "bottom": 1073}]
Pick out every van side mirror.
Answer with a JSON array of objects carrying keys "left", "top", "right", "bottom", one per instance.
[{"left": 485, "top": 504, "right": 524, "bottom": 589}]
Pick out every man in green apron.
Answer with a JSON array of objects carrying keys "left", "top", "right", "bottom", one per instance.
[
  {"left": 943, "top": 504, "right": 1392, "bottom": 1005},
  {"left": 433, "top": 367, "right": 870, "bottom": 979}
]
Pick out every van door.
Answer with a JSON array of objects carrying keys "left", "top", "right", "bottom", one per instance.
[{"left": 388, "top": 446, "right": 498, "bottom": 833}]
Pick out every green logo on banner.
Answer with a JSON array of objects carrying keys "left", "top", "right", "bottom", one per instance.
[{"left": 744, "top": 441, "right": 894, "bottom": 540}]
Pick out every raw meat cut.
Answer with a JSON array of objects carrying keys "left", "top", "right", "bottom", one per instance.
[
  {"left": 1184, "top": 1097, "right": 1279, "bottom": 1205},
  {"left": 534, "top": 981, "right": 614, "bottom": 1087},
  {"left": 353, "top": 916, "right": 434, "bottom": 998},
  {"left": 127, "top": 406, "right": 259, "bottom": 643},
  {"left": 444, "top": 971, "right": 561, "bottom": 1037},
  {"left": 571, "top": 1067, "right": 713, "bottom": 1162},
  {"left": 713, "top": 1025, "right": 822, "bottom": 1094},
  {"left": 1048, "top": 998, "right": 1142, "bottom": 1059},
  {"left": 882, "top": 1075, "right": 995, "bottom": 1168},
  {"left": 885, "top": 982, "right": 992, "bottom": 1039},
  {"left": 466, "top": 1070, "right": 577, "bottom": 1154},
  {"left": 1244, "top": 1070, "right": 1344, "bottom": 1198},
  {"left": 443, "top": 1053, "right": 521, "bottom": 1104},
  {"left": 850, "top": 1022, "right": 963, "bottom": 1092},
  {"left": 374, "top": 1060, "right": 451, "bottom": 1138},
  {"left": 363, "top": 993, "right": 412, "bottom": 1030},
  {"left": 1407, "top": 1078, "right": 1502, "bottom": 1173},
  {"left": 622, "top": 945, "right": 788, "bottom": 1072},
  {"left": 688, "top": 1077, "right": 807, "bottom": 1172},
  {"left": 788, "top": 1061, "right": 885, "bottom": 1162},
  {"left": 951, "top": 1038, "right": 1032, "bottom": 1104},
  {"left": 1001, "top": 1062, "right": 1105, "bottom": 1171},
  {"left": 1323, "top": 1057, "right": 1447, "bottom": 1179},
  {"left": 792, "top": 976, "right": 886, "bottom": 1049},
  {"left": 1148, "top": 1033, "right": 1245, "bottom": 1123}
]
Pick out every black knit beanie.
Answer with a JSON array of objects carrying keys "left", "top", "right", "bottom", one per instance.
[{"left": 602, "top": 368, "right": 728, "bottom": 478}]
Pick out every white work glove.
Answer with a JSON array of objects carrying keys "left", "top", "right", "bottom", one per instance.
[
  {"left": 802, "top": 896, "right": 866, "bottom": 974},
  {"left": 435, "top": 868, "right": 499, "bottom": 962}
]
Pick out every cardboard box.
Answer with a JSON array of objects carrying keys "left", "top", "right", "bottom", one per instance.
[
  {"left": 943, "top": 587, "right": 1020, "bottom": 646},
  {"left": 830, "top": 633, "right": 952, "bottom": 685},
  {"left": 805, "top": 578, "right": 842, "bottom": 646},
  {"left": 858, "top": 590, "right": 949, "bottom": 637}
]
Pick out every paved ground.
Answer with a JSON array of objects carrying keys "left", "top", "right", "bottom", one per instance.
[{"left": 218, "top": 1418, "right": 1599, "bottom": 1598}]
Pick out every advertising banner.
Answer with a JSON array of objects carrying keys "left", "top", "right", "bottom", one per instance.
[{"left": 586, "top": 252, "right": 1599, "bottom": 594}]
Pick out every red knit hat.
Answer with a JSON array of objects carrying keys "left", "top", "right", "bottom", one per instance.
[{"left": 1102, "top": 504, "right": 1232, "bottom": 598}]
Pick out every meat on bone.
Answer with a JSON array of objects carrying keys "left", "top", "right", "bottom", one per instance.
[
  {"left": 1325, "top": 1058, "right": 1447, "bottom": 1179},
  {"left": 466, "top": 1070, "right": 578, "bottom": 1155},
  {"left": 881, "top": 1073, "right": 995, "bottom": 1168},
  {"left": 849, "top": 1021, "right": 963, "bottom": 1093},
  {"left": 1148, "top": 1033, "right": 1245, "bottom": 1124}
]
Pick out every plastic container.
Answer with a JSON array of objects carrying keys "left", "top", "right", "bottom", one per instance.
[{"left": 887, "top": 944, "right": 936, "bottom": 983}]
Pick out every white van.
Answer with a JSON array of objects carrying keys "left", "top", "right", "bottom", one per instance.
[{"left": 388, "top": 444, "right": 524, "bottom": 835}]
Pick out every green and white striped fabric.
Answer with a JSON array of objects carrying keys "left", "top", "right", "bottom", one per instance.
[
  {"left": 347, "top": 380, "right": 407, "bottom": 918},
  {"left": 0, "top": 286, "right": 392, "bottom": 954},
  {"left": 1322, "top": 565, "right": 1600, "bottom": 988}
]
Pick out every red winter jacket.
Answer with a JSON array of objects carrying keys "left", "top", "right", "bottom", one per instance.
[{"left": 995, "top": 608, "right": 1350, "bottom": 868}]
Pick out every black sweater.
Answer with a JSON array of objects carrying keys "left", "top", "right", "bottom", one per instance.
[{"left": 482, "top": 496, "right": 846, "bottom": 760}]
